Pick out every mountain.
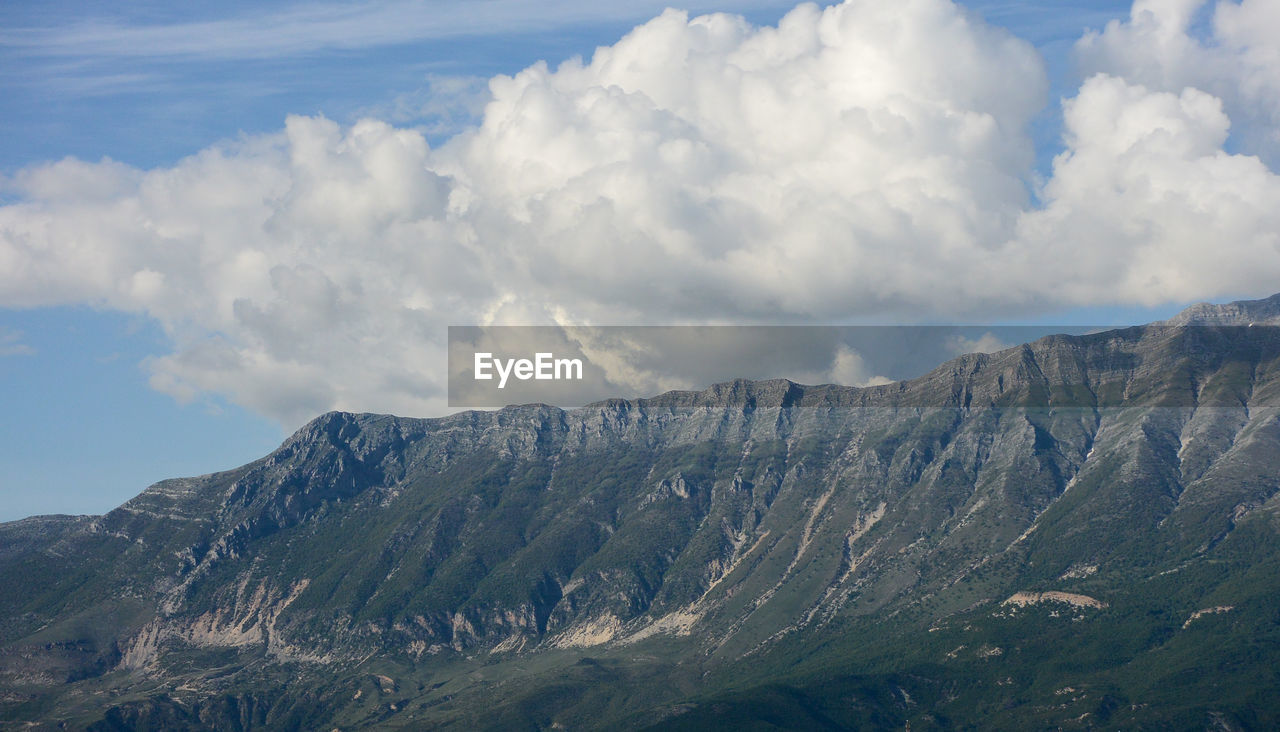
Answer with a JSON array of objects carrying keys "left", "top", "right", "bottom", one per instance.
[
  {"left": 4, "top": 297, "right": 1280, "bottom": 729},
  {"left": 1163, "top": 292, "right": 1280, "bottom": 326}
]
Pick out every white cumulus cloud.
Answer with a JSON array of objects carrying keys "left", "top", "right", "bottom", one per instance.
[
  {"left": 1076, "top": 0, "right": 1280, "bottom": 163},
  {"left": 1010, "top": 73, "right": 1280, "bottom": 305},
  {"left": 2, "top": 0, "right": 1280, "bottom": 426}
]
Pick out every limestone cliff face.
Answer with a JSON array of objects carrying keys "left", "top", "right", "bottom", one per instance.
[
  {"left": 1163, "top": 292, "right": 1280, "bottom": 325},
  {"left": 4, "top": 294, "right": 1280, "bottom": 729}
]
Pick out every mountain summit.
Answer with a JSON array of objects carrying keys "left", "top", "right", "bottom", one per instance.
[
  {"left": 4, "top": 296, "right": 1280, "bottom": 729},
  {"left": 1163, "top": 291, "right": 1280, "bottom": 325}
]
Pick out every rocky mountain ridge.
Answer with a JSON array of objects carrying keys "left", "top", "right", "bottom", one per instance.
[
  {"left": 2, "top": 295, "right": 1280, "bottom": 729},
  {"left": 1163, "top": 292, "right": 1280, "bottom": 326}
]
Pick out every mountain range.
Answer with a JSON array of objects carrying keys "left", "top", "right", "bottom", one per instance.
[{"left": 4, "top": 295, "right": 1280, "bottom": 729}]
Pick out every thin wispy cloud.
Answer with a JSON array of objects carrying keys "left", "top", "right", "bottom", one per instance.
[
  {"left": 0, "top": 0, "right": 791, "bottom": 60},
  {"left": 364, "top": 74, "right": 494, "bottom": 139},
  {"left": 0, "top": 327, "right": 34, "bottom": 357}
]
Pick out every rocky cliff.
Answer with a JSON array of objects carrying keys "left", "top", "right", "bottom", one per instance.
[{"left": 3, "top": 297, "right": 1280, "bottom": 729}]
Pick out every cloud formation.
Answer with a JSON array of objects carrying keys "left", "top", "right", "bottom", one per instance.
[
  {"left": 0, "top": 0, "right": 790, "bottom": 61},
  {"left": 3, "top": 0, "right": 1280, "bottom": 425},
  {"left": 1077, "top": 0, "right": 1280, "bottom": 164},
  {"left": 0, "top": 326, "right": 34, "bottom": 357}
]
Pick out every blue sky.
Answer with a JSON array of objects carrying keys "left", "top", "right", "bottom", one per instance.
[
  {"left": 3, "top": 0, "right": 1278, "bottom": 520},
  {"left": 1, "top": 1, "right": 1128, "bottom": 172}
]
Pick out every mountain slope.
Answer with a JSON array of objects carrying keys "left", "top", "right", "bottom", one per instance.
[{"left": 3, "top": 299, "right": 1280, "bottom": 729}]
